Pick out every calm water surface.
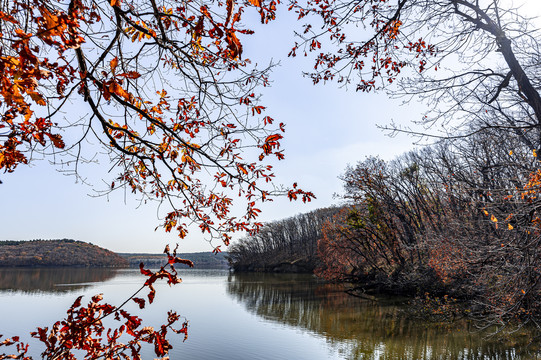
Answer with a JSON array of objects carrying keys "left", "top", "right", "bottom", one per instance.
[{"left": 0, "top": 268, "right": 538, "bottom": 359}]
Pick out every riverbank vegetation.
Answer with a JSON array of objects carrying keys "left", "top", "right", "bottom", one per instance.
[
  {"left": 0, "top": 239, "right": 128, "bottom": 267},
  {"left": 229, "top": 130, "right": 541, "bottom": 326}
]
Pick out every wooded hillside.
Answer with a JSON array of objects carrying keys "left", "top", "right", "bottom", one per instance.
[
  {"left": 0, "top": 239, "right": 128, "bottom": 267},
  {"left": 227, "top": 207, "right": 340, "bottom": 273}
]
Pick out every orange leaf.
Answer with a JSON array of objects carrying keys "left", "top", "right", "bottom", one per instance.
[
  {"left": 109, "top": 81, "right": 130, "bottom": 101},
  {"left": 28, "top": 91, "right": 46, "bottom": 106},
  {"left": 225, "top": 0, "right": 235, "bottom": 26},
  {"left": 237, "top": 164, "right": 248, "bottom": 175},
  {"left": 0, "top": 11, "right": 18, "bottom": 24},
  {"left": 120, "top": 71, "right": 141, "bottom": 79},
  {"left": 226, "top": 31, "right": 242, "bottom": 59},
  {"left": 265, "top": 134, "right": 282, "bottom": 143},
  {"left": 47, "top": 133, "right": 65, "bottom": 149},
  {"left": 110, "top": 57, "right": 118, "bottom": 72},
  {"left": 40, "top": 7, "right": 66, "bottom": 37}
]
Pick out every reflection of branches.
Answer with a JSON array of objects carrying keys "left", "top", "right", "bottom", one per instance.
[{"left": 226, "top": 272, "right": 539, "bottom": 359}]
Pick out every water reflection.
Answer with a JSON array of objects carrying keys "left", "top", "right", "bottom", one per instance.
[
  {"left": 226, "top": 272, "right": 540, "bottom": 360},
  {"left": 0, "top": 267, "right": 118, "bottom": 293}
]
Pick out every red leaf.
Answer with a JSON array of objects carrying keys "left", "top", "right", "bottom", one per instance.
[
  {"left": 194, "top": 16, "right": 204, "bottom": 38},
  {"left": 140, "top": 263, "right": 153, "bottom": 276},
  {"left": 173, "top": 256, "right": 194, "bottom": 267},
  {"left": 119, "top": 71, "right": 141, "bottom": 79},
  {"left": 71, "top": 296, "right": 83, "bottom": 308},
  {"left": 148, "top": 286, "right": 156, "bottom": 304},
  {"left": 132, "top": 297, "right": 146, "bottom": 309}
]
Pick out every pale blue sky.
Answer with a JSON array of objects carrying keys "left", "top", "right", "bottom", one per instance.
[{"left": 1, "top": 1, "right": 538, "bottom": 253}]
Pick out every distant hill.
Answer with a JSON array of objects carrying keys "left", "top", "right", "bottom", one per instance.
[
  {"left": 0, "top": 239, "right": 128, "bottom": 267},
  {"left": 120, "top": 251, "right": 229, "bottom": 269}
]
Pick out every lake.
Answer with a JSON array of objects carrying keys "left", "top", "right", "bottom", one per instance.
[{"left": 0, "top": 268, "right": 538, "bottom": 359}]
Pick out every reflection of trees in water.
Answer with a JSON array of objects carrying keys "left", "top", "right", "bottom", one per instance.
[
  {"left": 226, "top": 273, "right": 539, "bottom": 359},
  {"left": 0, "top": 267, "right": 118, "bottom": 293}
]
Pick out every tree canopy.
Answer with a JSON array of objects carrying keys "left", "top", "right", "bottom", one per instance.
[
  {"left": 291, "top": 0, "right": 541, "bottom": 146},
  {"left": 0, "top": 0, "right": 313, "bottom": 252}
]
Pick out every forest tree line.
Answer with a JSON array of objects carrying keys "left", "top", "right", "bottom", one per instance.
[
  {"left": 120, "top": 251, "right": 229, "bottom": 269},
  {"left": 227, "top": 207, "right": 340, "bottom": 273},
  {"left": 228, "top": 129, "right": 541, "bottom": 325}
]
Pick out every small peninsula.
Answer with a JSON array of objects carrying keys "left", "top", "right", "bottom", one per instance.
[{"left": 0, "top": 239, "right": 128, "bottom": 267}]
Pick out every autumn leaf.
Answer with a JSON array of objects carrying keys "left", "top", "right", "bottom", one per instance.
[
  {"left": 40, "top": 7, "right": 67, "bottom": 37},
  {"left": 28, "top": 91, "right": 46, "bottom": 106},
  {"left": 109, "top": 81, "right": 130, "bottom": 101},
  {"left": 225, "top": 0, "right": 235, "bottom": 26},
  {"left": 46, "top": 133, "right": 65, "bottom": 149},
  {"left": 193, "top": 16, "right": 204, "bottom": 39},
  {"left": 265, "top": 134, "right": 282, "bottom": 143},
  {"left": 237, "top": 163, "right": 248, "bottom": 175},
  {"left": 132, "top": 297, "right": 146, "bottom": 309},
  {"left": 119, "top": 71, "right": 141, "bottom": 79},
  {"left": 169, "top": 257, "right": 194, "bottom": 267},
  {"left": 139, "top": 263, "right": 153, "bottom": 276},
  {"left": 110, "top": 57, "right": 119, "bottom": 73},
  {"left": 490, "top": 215, "right": 498, "bottom": 229},
  {"left": 0, "top": 11, "right": 18, "bottom": 24},
  {"left": 148, "top": 287, "right": 156, "bottom": 304},
  {"left": 226, "top": 31, "right": 242, "bottom": 59}
]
